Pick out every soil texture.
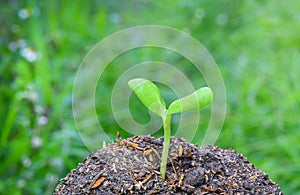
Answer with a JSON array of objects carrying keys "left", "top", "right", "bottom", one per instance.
[{"left": 55, "top": 136, "right": 283, "bottom": 194}]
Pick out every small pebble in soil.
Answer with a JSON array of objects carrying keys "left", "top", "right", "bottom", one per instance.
[{"left": 54, "top": 136, "right": 283, "bottom": 195}]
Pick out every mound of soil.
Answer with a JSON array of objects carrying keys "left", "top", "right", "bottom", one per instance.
[{"left": 54, "top": 136, "right": 283, "bottom": 194}]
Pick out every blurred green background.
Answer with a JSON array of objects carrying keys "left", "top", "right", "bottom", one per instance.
[{"left": 1, "top": 0, "right": 300, "bottom": 194}]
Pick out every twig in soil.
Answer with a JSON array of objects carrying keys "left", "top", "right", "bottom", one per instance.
[
  {"left": 90, "top": 177, "right": 105, "bottom": 189},
  {"left": 145, "top": 148, "right": 153, "bottom": 156},
  {"left": 88, "top": 170, "right": 106, "bottom": 189},
  {"left": 168, "top": 156, "right": 177, "bottom": 174},
  {"left": 141, "top": 173, "right": 154, "bottom": 184},
  {"left": 178, "top": 173, "right": 184, "bottom": 186},
  {"left": 150, "top": 147, "right": 161, "bottom": 160},
  {"left": 178, "top": 144, "right": 183, "bottom": 157},
  {"left": 118, "top": 138, "right": 145, "bottom": 151},
  {"left": 248, "top": 175, "right": 257, "bottom": 181},
  {"left": 203, "top": 186, "right": 214, "bottom": 192},
  {"left": 112, "top": 163, "right": 117, "bottom": 172},
  {"left": 134, "top": 181, "right": 146, "bottom": 190}
]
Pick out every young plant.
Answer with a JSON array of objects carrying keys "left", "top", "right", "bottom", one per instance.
[{"left": 128, "top": 78, "right": 213, "bottom": 180}]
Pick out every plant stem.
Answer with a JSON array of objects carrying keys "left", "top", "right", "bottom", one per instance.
[{"left": 160, "top": 113, "right": 171, "bottom": 180}]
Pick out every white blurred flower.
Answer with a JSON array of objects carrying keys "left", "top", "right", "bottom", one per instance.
[
  {"left": 34, "top": 105, "right": 45, "bottom": 114},
  {"left": 17, "top": 84, "right": 39, "bottom": 102},
  {"left": 8, "top": 42, "right": 18, "bottom": 51},
  {"left": 17, "top": 179, "right": 26, "bottom": 188},
  {"left": 18, "top": 39, "right": 27, "bottom": 48},
  {"left": 8, "top": 39, "right": 27, "bottom": 51},
  {"left": 18, "top": 8, "right": 31, "bottom": 20},
  {"left": 20, "top": 47, "right": 39, "bottom": 62},
  {"left": 217, "top": 13, "right": 228, "bottom": 26},
  {"left": 21, "top": 155, "right": 32, "bottom": 167},
  {"left": 194, "top": 8, "right": 205, "bottom": 20},
  {"left": 49, "top": 158, "right": 64, "bottom": 168},
  {"left": 31, "top": 136, "right": 43, "bottom": 149},
  {"left": 38, "top": 115, "right": 48, "bottom": 126},
  {"left": 46, "top": 173, "right": 57, "bottom": 183},
  {"left": 237, "top": 55, "right": 248, "bottom": 67},
  {"left": 17, "top": 90, "right": 38, "bottom": 102},
  {"left": 109, "top": 13, "right": 120, "bottom": 23}
]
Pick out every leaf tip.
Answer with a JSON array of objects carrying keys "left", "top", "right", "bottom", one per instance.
[
  {"left": 195, "top": 87, "right": 213, "bottom": 108},
  {"left": 202, "top": 87, "right": 213, "bottom": 101},
  {"left": 128, "top": 78, "right": 147, "bottom": 90}
]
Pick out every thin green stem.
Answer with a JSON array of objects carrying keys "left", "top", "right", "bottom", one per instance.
[{"left": 160, "top": 113, "right": 171, "bottom": 180}]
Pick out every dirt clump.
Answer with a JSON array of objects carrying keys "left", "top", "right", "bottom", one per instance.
[{"left": 54, "top": 136, "right": 283, "bottom": 194}]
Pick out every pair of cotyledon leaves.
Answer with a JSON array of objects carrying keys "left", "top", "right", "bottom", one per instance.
[{"left": 128, "top": 78, "right": 213, "bottom": 117}]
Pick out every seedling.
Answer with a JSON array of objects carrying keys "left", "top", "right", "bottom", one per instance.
[{"left": 128, "top": 78, "right": 213, "bottom": 180}]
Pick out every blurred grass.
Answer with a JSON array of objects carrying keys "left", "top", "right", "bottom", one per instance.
[{"left": 1, "top": 0, "right": 299, "bottom": 194}]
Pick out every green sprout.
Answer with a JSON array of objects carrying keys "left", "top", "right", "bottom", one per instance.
[{"left": 128, "top": 78, "right": 213, "bottom": 180}]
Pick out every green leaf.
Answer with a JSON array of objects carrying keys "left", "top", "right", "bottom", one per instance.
[
  {"left": 128, "top": 78, "right": 166, "bottom": 116},
  {"left": 167, "top": 87, "right": 213, "bottom": 115}
]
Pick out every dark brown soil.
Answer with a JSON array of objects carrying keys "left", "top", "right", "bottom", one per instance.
[{"left": 54, "top": 136, "right": 283, "bottom": 194}]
